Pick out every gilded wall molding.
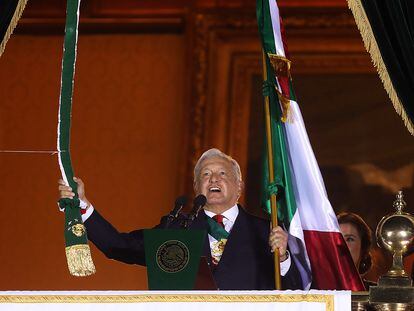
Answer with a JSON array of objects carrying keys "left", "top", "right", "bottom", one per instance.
[
  {"left": 187, "top": 12, "right": 258, "bottom": 190},
  {"left": 186, "top": 9, "right": 369, "bottom": 192},
  {"left": 283, "top": 11, "right": 356, "bottom": 30}
]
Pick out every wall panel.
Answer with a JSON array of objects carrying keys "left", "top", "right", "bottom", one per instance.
[{"left": 0, "top": 33, "right": 186, "bottom": 289}]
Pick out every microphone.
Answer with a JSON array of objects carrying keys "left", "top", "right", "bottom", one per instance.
[
  {"left": 165, "top": 195, "right": 187, "bottom": 228},
  {"left": 183, "top": 194, "right": 207, "bottom": 228},
  {"left": 171, "top": 195, "right": 187, "bottom": 218}
]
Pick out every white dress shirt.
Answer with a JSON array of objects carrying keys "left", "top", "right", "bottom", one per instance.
[{"left": 80, "top": 200, "right": 94, "bottom": 222}]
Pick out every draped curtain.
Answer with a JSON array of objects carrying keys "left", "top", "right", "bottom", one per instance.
[
  {"left": 348, "top": 0, "right": 414, "bottom": 135},
  {"left": 0, "top": 0, "right": 28, "bottom": 57}
]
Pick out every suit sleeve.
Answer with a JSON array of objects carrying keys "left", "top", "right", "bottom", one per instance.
[
  {"left": 85, "top": 210, "right": 148, "bottom": 266},
  {"left": 281, "top": 251, "right": 303, "bottom": 290},
  {"left": 84, "top": 208, "right": 183, "bottom": 266}
]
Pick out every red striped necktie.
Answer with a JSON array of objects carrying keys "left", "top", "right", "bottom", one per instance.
[{"left": 213, "top": 214, "right": 225, "bottom": 229}]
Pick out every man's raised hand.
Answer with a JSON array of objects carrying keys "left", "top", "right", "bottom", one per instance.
[{"left": 58, "top": 177, "right": 90, "bottom": 210}]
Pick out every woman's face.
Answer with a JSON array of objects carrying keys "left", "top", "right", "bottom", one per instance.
[{"left": 340, "top": 222, "right": 362, "bottom": 267}]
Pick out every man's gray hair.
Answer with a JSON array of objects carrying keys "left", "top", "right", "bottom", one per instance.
[{"left": 193, "top": 148, "right": 242, "bottom": 189}]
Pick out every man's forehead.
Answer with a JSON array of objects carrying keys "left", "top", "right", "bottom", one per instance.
[{"left": 199, "top": 156, "right": 232, "bottom": 169}]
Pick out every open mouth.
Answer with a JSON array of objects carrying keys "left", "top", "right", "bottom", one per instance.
[{"left": 209, "top": 186, "right": 221, "bottom": 193}]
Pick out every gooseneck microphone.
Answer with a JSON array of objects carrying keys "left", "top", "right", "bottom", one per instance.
[
  {"left": 171, "top": 195, "right": 188, "bottom": 219},
  {"left": 165, "top": 195, "right": 187, "bottom": 228},
  {"left": 183, "top": 194, "right": 207, "bottom": 228}
]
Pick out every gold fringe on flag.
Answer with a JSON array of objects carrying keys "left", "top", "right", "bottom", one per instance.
[
  {"left": 267, "top": 53, "right": 293, "bottom": 123},
  {"left": 65, "top": 244, "right": 96, "bottom": 277},
  {"left": 0, "top": 0, "right": 29, "bottom": 58},
  {"left": 267, "top": 53, "right": 292, "bottom": 78},
  {"left": 347, "top": 0, "right": 414, "bottom": 136},
  {"left": 275, "top": 87, "right": 293, "bottom": 123}
]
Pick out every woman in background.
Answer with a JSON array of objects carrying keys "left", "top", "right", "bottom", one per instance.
[{"left": 337, "top": 212, "right": 376, "bottom": 288}]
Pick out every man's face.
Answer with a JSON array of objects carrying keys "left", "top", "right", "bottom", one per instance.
[{"left": 195, "top": 157, "right": 242, "bottom": 213}]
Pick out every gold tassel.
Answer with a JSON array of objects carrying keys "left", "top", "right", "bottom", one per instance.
[
  {"left": 347, "top": 0, "right": 414, "bottom": 136},
  {"left": 65, "top": 244, "right": 96, "bottom": 277},
  {"left": 275, "top": 87, "right": 293, "bottom": 123},
  {"left": 0, "top": 0, "right": 29, "bottom": 58},
  {"left": 266, "top": 54, "right": 293, "bottom": 123},
  {"left": 267, "top": 53, "right": 292, "bottom": 78}
]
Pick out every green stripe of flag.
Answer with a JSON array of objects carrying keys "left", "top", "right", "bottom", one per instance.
[{"left": 257, "top": 0, "right": 297, "bottom": 228}]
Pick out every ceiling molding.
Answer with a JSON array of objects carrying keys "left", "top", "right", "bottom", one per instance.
[{"left": 16, "top": 2, "right": 357, "bottom": 34}]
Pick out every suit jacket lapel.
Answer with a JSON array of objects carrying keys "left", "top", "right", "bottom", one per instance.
[{"left": 214, "top": 206, "right": 251, "bottom": 273}]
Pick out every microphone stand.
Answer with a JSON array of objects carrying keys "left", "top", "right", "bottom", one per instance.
[
  {"left": 182, "top": 195, "right": 207, "bottom": 228},
  {"left": 165, "top": 196, "right": 187, "bottom": 228}
]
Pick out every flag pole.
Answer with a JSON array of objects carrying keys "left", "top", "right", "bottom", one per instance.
[{"left": 262, "top": 50, "right": 281, "bottom": 289}]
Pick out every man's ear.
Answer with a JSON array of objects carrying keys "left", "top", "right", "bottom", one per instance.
[
  {"left": 193, "top": 180, "right": 199, "bottom": 194},
  {"left": 238, "top": 180, "right": 244, "bottom": 198}
]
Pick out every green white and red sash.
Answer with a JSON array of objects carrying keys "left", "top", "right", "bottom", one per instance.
[
  {"left": 257, "top": 0, "right": 365, "bottom": 290},
  {"left": 57, "top": 0, "right": 95, "bottom": 277}
]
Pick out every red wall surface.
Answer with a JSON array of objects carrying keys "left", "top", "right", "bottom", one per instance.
[{"left": 0, "top": 34, "right": 187, "bottom": 289}]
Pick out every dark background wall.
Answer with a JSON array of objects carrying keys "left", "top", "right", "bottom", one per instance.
[{"left": 0, "top": 0, "right": 412, "bottom": 289}]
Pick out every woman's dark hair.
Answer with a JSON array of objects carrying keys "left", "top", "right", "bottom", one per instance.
[{"left": 337, "top": 212, "right": 373, "bottom": 275}]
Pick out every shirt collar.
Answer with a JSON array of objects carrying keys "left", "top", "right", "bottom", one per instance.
[{"left": 204, "top": 204, "right": 239, "bottom": 223}]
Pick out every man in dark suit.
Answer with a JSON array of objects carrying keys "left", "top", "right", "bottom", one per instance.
[{"left": 58, "top": 148, "right": 302, "bottom": 290}]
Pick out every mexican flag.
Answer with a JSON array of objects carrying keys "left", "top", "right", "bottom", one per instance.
[{"left": 257, "top": 0, "right": 365, "bottom": 291}]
